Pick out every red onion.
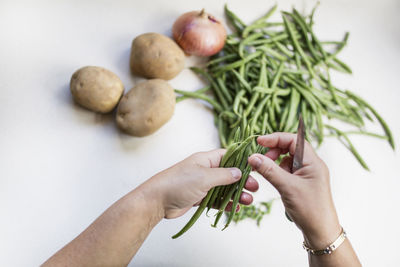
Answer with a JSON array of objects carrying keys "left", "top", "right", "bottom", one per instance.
[{"left": 172, "top": 9, "right": 226, "bottom": 57}]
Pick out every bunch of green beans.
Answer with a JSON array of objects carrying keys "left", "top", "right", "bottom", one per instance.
[
  {"left": 176, "top": 4, "right": 394, "bottom": 172},
  {"left": 172, "top": 126, "right": 266, "bottom": 239}
]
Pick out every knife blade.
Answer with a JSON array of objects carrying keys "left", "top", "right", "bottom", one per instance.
[
  {"left": 291, "top": 115, "right": 305, "bottom": 173},
  {"left": 286, "top": 114, "right": 305, "bottom": 222}
]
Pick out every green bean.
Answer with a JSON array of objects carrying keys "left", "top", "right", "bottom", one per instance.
[
  {"left": 219, "top": 110, "right": 237, "bottom": 121},
  {"left": 326, "top": 110, "right": 363, "bottom": 127},
  {"left": 251, "top": 95, "right": 270, "bottom": 130},
  {"left": 254, "top": 86, "right": 275, "bottom": 94},
  {"left": 172, "top": 187, "right": 215, "bottom": 239},
  {"left": 330, "top": 32, "right": 350, "bottom": 58},
  {"left": 242, "top": 22, "right": 271, "bottom": 38},
  {"left": 285, "top": 10, "right": 320, "bottom": 60},
  {"left": 246, "top": 4, "right": 277, "bottom": 32},
  {"left": 284, "top": 88, "right": 301, "bottom": 132},
  {"left": 321, "top": 41, "right": 344, "bottom": 45},
  {"left": 332, "top": 57, "right": 352, "bottom": 74},
  {"left": 271, "top": 62, "right": 284, "bottom": 89},
  {"left": 279, "top": 101, "right": 290, "bottom": 131},
  {"left": 346, "top": 91, "right": 395, "bottom": 149},
  {"left": 231, "top": 69, "right": 252, "bottom": 91},
  {"left": 224, "top": 166, "right": 251, "bottom": 229},
  {"left": 273, "top": 40, "right": 294, "bottom": 58},
  {"left": 325, "top": 125, "right": 369, "bottom": 170},
  {"left": 261, "top": 113, "right": 269, "bottom": 134},
  {"left": 257, "top": 46, "right": 287, "bottom": 61},
  {"left": 309, "top": 2, "right": 320, "bottom": 27},
  {"left": 283, "top": 68, "right": 308, "bottom": 75},
  {"left": 324, "top": 67, "right": 348, "bottom": 113},
  {"left": 215, "top": 51, "right": 262, "bottom": 75},
  {"left": 206, "top": 186, "right": 221, "bottom": 215},
  {"left": 190, "top": 67, "right": 229, "bottom": 109},
  {"left": 224, "top": 4, "right": 246, "bottom": 33},
  {"left": 239, "top": 32, "right": 264, "bottom": 57},
  {"left": 207, "top": 54, "right": 238, "bottom": 67},
  {"left": 175, "top": 86, "right": 211, "bottom": 103},
  {"left": 348, "top": 106, "right": 365, "bottom": 126},
  {"left": 217, "top": 77, "right": 233, "bottom": 103},
  {"left": 233, "top": 90, "right": 246, "bottom": 115},
  {"left": 174, "top": 89, "right": 223, "bottom": 113},
  {"left": 217, "top": 117, "right": 228, "bottom": 148},
  {"left": 315, "top": 108, "right": 324, "bottom": 145},
  {"left": 244, "top": 92, "right": 260, "bottom": 117},
  {"left": 268, "top": 98, "right": 277, "bottom": 130},
  {"left": 283, "top": 76, "right": 319, "bottom": 112},
  {"left": 295, "top": 53, "right": 302, "bottom": 72},
  {"left": 258, "top": 55, "right": 269, "bottom": 87},
  {"left": 273, "top": 94, "right": 281, "bottom": 114},
  {"left": 249, "top": 32, "right": 290, "bottom": 45},
  {"left": 282, "top": 14, "right": 315, "bottom": 76},
  {"left": 336, "top": 131, "right": 388, "bottom": 140}
]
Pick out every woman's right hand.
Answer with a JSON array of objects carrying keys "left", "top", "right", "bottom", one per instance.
[{"left": 248, "top": 132, "right": 341, "bottom": 249}]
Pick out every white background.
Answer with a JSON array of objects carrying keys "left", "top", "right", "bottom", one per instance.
[{"left": 1, "top": 0, "right": 399, "bottom": 266}]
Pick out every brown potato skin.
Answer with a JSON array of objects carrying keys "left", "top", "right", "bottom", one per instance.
[
  {"left": 130, "top": 33, "right": 185, "bottom": 80},
  {"left": 70, "top": 66, "right": 124, "bottom": 113},
  {"left": 116, "top": 79, "right": 175, "bottom": 137}
]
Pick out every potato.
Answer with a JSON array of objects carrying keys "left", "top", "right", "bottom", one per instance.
[
  {"left": 116, "top": 79, "right": 175, "bottom": 137},
  {"left": 70, "top": 66, "right": 124, "bottom": 113},
  {"left": 130, "top": 33, "right": 185, "bottom": 80}
]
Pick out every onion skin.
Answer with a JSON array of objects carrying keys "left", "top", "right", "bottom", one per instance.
[{"left": 172, "top": 9, "right": 226, "bottom": 57}]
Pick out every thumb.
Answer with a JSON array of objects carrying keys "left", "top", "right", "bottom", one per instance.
[
  {"left": 202, "top": 167, "right": 242, "bottom": 189},
  {"left": 248, "top": 154, "right": 292, "bottom": 193}
]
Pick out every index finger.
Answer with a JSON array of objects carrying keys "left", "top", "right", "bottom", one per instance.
[
  {"left": 257, "top": 132, "right": 316, "bottom": 164},
  {"left": 193, "top": 149, "right": 227, "bottom": 168},
  {"left": 257, "top": 132, "right": 298, "bottom": 155}
]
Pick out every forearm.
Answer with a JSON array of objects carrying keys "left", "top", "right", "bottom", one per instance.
[{"left": 43, "top": 182, "right": 164, "bottom": 267}]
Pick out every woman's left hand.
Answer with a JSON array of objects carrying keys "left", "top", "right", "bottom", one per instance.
[{"left": 145, "top": 149, "right": 259, "bottom": 219}]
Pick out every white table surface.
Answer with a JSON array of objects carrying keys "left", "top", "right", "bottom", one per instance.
[{"left": 1, "top": 0, "right": 399, "bottom": 266}]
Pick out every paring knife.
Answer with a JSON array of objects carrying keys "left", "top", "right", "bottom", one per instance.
[
  {"left": 285, "top": 114, "right": 305, "bottom": 222},
  {"left": 292, "top": 115, "right": 305, "bottom": 173}
]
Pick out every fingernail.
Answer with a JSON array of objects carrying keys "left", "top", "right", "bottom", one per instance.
[
  {"left": 250, "top": 156, "right": 262, "bottom": 169},
  {"left": 229, "top": 168, "right": 242, "bottom": 180}
]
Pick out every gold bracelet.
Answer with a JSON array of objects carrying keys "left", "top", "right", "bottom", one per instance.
[{"left": 303, "top": 227, "right": 347, "bottom": 256}]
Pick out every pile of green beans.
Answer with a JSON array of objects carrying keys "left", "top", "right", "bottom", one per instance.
[
  {"left": 176, "top": 4, "right": 394, "bottom": 171},
  {"left": 172, "top": 126, "right": 266, "bottom": 239},
  {"left": 174, "top": 4, "right": 394, "bottom": 234}
]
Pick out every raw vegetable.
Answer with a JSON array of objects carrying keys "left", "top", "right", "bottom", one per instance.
[
  {"left": 70, "top": 66, "right": 124, "bottom": 113},
  {"left": 130, "top": 33, "right": 185, "bottom": 80},
  {"left": 116, "top": 79, "right": 175, "bottom": 137},
  {"left": 232, "top": 199, "right": 275, "bottom": 226},
  {"left": 173, "top": 9, "right": 226, "bottom": 56},
  {"left": 175, "top": 4, "right": 394, "bottom": 227},
  {"left": 172, "top": 127, "right": 266, "bottom": 239}
]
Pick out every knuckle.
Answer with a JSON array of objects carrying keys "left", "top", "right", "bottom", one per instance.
[
  {"left": 260, "top": 160, "right": 274, "bottom": 178},
  {"left": 188, "top": 152, "right": 205, "bottom": 163}
]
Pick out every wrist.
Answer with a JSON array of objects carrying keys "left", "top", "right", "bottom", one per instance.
[
  {"left": 127, "top": 180, "right": 165, "bottom": 224},
  {"left": 303, "top": 221, "right": 342, "bottom": 249}
]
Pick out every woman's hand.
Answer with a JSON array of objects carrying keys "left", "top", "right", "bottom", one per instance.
[
  {"left": 146, "top": 149, "right": 259, "bottom": 219},
  {"left": 248, "top": 133, "right": 341, "bottom": 249}
]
